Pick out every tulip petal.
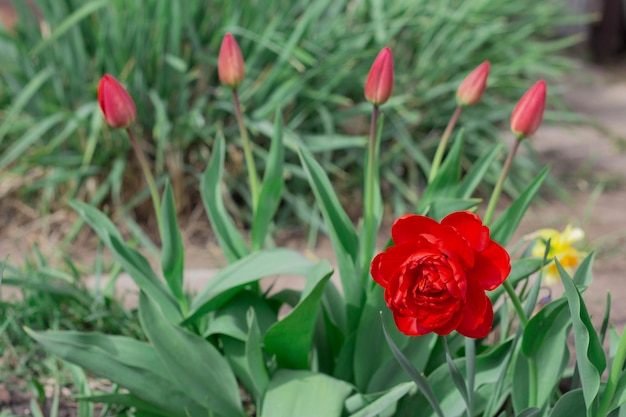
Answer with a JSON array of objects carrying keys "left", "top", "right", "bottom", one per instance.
[
  {"left": 470, "top": 241, "right": 511, "bottom": 291},
  {"left": 442, "top": 211, "right": 490, "bottom": 252},
  {"left": 456, "top": 281, "right": 493, "bottom": 338}
]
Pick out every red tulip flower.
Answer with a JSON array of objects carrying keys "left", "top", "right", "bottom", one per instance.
[
  {"left": 218, "top": 33, "right": 245, "bottom": 88},
  {"left": 456, "top": 61, "right": 490, "bottom": 106},
  {"left": 371, "top": 212, "right": 510, "bottom": 338},
  {"left": 364, "top": 47, "right": 394, "bottom": 105},
  {"left": 511, "top": 80, "right": 547, "bottom": 139},
  {"left": 97, "top": 74, "right": 136, "bottom": 129}
]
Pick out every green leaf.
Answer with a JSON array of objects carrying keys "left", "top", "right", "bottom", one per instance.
[
  {"left": 298, "top": 145, "right": 362, "bottom": 328},
  {"left": 491, "top": 166, "right": 549, "bottom": 245},
  {"left": 251, "top": 110, "right": 284, "bottom": 250},
  {"left": 522, "top": 298, "right": 568, "bottom": 358},
  {"left": 297, "top": 145, "right": 358, "bottom": 260},
  {"left": 77, "top": 394, "right": 173, "bottom": 417},
  {"left": 187, "top": 248, "right": 318, "bottom": 323},
  {"left": 70, "top": 200, "right": 181, "bottom": 322},
  {"left": 573, "top": 251, "right": 595, "bottom": 287},
  {"left": 458, "top": 142, "right": 504, "bottom": 199},
  {"left": 30, "top": 0, "right": 109, "bottom": 56},
  {"left": 201, "top": 134, "right": 249, "bottom": 262},
  {"left": 382, "top": 315, "right": 445, "bottom": 417},
  {"left": 0, "top": 68, "right": 53, "bottom": 148},
  {"left": 25, "top": 329, "right": 201, "bottom": 417},
  {"left": 264, "top": 262, "right": 333, "bottom": 369},
  {"left": 609, "top": 370, "right": 626, "bottom": 412},
  {"left": 559, "top": 259, "right": 606, "bottom": 413},
  {"left": 514, "top": 298, "right": 570, "bottom": 412},
  {"left": 221, "top": 309, "right": 271, "bottom": 406},
  {"left": 550, "top": 389, "right": 586, "bottom": 417},
  {"left": 245, "top": 309, "right": 270, "bottom": 400},
  {"left": 348, "top": 383, "right": 415, "bottom": 417},
  {"left": 260, "top": 370, "right": 352, "bottom": 417},
  {"left": 139, "top": 292, "right": 246, "bottom": 417},
  {"left": 412, "top": 340, "right": 514, "bottom": 417},
  {"left": 160, "top": 180, "right": 185, "bottom": 306},
  {"left": 517, "top": 408, "right": 541, "bottom": 417}
]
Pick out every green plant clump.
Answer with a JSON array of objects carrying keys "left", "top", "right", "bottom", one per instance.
[{"left": 0, "top": 0, "right": 582, "bottom": 230}]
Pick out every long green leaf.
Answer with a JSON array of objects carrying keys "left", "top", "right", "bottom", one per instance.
[
  {"left": 160, "top": 180, "right": 185, "bottom": 307},
  {"left": 264, "top": 262, "right": 333, "bottom": 369},
  {"left": 187, "top": 248, "right": 318, "bottom": 323},
  {"left": 558, "top": 258, "right": 606, "bottom": 414},
  {"left": 0, "top": 68, "right": 53, "bottom": 147},
  {"left": 298, "top": 145, "right": 358, "bottom": 257},
  {"left": 458, "top": 142, "right": 503, "bottom": 199},
  {"left": 201, "top": 134, "right": 249, "bottom": 262},
  {"left": 382, "top": 315, "right": 445, "bottom": 417},
  {"left": 298, "top": 145, "right": 362, "bottom": 327},
  {"left": 30, "top": 0, "right": 109, "bottom": 56},
  {"left": 70, "top": 200, "right": 180, "bottom": 322},
  {"left": 251, "top": 110, "right": 284, "bottom": 250},
  {"left": 349, "top": 383, "right": 415, "bottom": 417},
  {"left": 0, "top": 113, "right": 64, "bottom": 171},
  {"left": 139, "top": 292, "right": 246, "bottom": 417},
  {"left": 25, "top": 329, "right": 200, "bottom": 417}
]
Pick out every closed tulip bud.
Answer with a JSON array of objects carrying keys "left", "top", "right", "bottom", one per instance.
[
  {"left": 364, "top": 47, "right": 394, "bottom": 105},
  {"left": 456, "top": 61, "right": 490, "bottom": 106},
  {"left": 97, "top": 74, "right": 136, "bottom": 129},
  {"left": 511, "top": 80, "right": 547, "bottom": 139},
  {"left": 218, "top": 33, "right": 245, "bottom": 88}
]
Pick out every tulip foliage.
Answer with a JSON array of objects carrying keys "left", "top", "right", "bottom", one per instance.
[{"left": 27, "top": 39, "right": 626, "bottom": 417}]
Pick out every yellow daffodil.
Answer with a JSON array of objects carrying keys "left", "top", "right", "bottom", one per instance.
[{"left": 528, "top": 225, "right": 585, "bottom": 284}]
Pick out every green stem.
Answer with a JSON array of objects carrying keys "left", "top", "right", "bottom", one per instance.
[
  {"left": 428, "top": 105, "right": 463, "bottom": 183},
  {"left": 503, "top": 280, "right": 528, "bottom": 327},
  {"left": 465, "top": 337, "right": 475, "bottom": 415},
  {"left": 127, "top": 128, "right": 162, "bottom": 233},
  {"left": 232, "top": 88, "right": 260, "bottom": 212},
  {"left": 483, "top": 138, "right": 521, "bottom": 225},
  {"left": 597, "top": 325, "right": 626, "bottom": 417},
  {"left": 362, "top": 104, "right": 380, "bottom": 283}
]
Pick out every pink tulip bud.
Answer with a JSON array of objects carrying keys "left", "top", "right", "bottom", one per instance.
[
  {"left": 97, "top": 74, "right": 137, "bottom": 129},
  {"left": 456, "top": 61, "right": 490, "bottom": 106},
  {"left": 510, "top": 80, "right": 547, "bottom": 139},
  {"left": 218, "top": 33, "right": 245, "bottom": 88},
  {"left": 364, "top": 47, "right": 394, "bottom": 105}
]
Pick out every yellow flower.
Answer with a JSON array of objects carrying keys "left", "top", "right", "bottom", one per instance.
[{"left": 528, "top": 225, "right": 585, "bottom": 284}]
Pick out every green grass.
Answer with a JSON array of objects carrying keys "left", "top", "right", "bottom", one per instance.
[
  {"left": 0, "top": 252, "right": 142, "bottom": 381},
  {"left": 0, "top": 0, "right": 586, "bottom": 237}
]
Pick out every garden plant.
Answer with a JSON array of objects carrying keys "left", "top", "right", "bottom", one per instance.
[
  {"left": 7, "top": 30, "right": 624, "bottom": 417},
  {"left": 0, "top": 0, "right": 583, "bottom": 237}
]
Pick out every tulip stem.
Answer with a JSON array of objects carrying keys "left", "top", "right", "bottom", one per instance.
[
  {"left": 127, "top": 128, "right": 162, "bottom": 233},
  {"left": 483, "top": 138, "right": 521, "bottom": 226},
  {"left": 362, "top": 104, "right": 380, "bottom": 283},
  {"left": 503, "top": 280, "right": 528, "bottom": 328},
  {"left": 429, "top": 105, "right": 463, "bottom": 183},
  {"left": 232, "top": 88, "right": 260, "bottom": 212}
]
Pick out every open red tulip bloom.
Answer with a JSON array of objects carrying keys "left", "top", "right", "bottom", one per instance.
[
  {"left": 98, "top": 74, "right": 136, "bottom": 129},
  {"left": 218, "top": 33, "right": 246, "bottom": 88},
  {"left": 456, "top": 61, "right": 490, "bottom": 106},
  {"left": 364, "top": 47, "right": 394, "bottom": 105},
  {"left": 510, "top": 80, "right": 547, "bottom": 139},
  {"left": 371, "top": 211, "right": 511, "bottom": 338}
]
